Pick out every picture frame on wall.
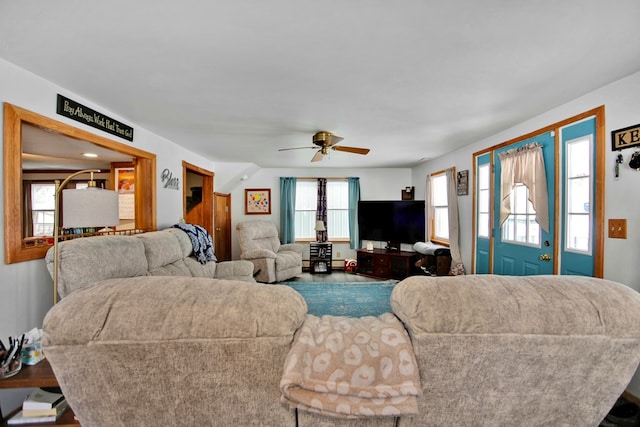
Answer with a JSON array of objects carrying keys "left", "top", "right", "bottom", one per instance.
[
  {"left": 115, "top": 167, "right": 135, "bottom": 220},
  {"left": 457, "top": 170, "right": 469, "bottom": 196},
  {"left": 245, "top": 188, "right": 271, "bottom": 215}
]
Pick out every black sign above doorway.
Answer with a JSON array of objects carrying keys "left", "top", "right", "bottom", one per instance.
[{"left": 56, "top": 94, "right": 134, "bottom": 142}]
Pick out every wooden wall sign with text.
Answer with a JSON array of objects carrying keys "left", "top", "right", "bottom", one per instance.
[
  {"left": 611, "top": 123, "right": 640, "bottom": 151},
  {"left": 56, "top": 94, "right": 134, "bottom": 141}
]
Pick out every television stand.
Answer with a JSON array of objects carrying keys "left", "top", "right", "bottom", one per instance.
[
  {"left": 385, "top": 241, "right": 401, "bottom": 252},
  {"left": 356, "top": 249, "right": 419, "bottom": 280}
]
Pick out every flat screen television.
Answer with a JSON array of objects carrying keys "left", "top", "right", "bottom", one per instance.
[{"left": 358, "top": 200, "right": 425, "bottom": 245}]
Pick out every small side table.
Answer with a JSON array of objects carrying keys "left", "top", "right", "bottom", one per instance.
[{"left": 310, "top": 242, "right": 332, "bottom": 274}]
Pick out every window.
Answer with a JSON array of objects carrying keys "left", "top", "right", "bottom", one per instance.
[
  {"left": 565, "top": 136, "right": 592, "bottom": 253},
  {"left": 294, "top": 179, "right": 349, "bottom": 241},
  {"left": 30, "top": 183, "right": 55, "bottom": 236},
  {"left": 430, "top": 172, "right": 449, "bottom": 242},
  {"left": 294, "top": 180, "right": 317, "bottom": 240},
  {"left": 477, "top": 163, "right": 490, "bottom": 238},
  {"left": 501, "top": 183, "right": 540, "bottom": 246}
]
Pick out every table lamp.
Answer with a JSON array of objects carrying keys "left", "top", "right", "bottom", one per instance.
[
  {"left": 315, "top": 220, "right": 326, "bottom": 243},
  {"left": 52, "top": 169, "right": 119, "bottom": 304}
]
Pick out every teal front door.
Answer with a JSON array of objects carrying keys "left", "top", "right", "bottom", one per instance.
[
  {"left": 473, "top": 109, "right": 602, "bottom": 276},
  {"left": 492, "top": 131, "right": 556, "bottom": 275}
]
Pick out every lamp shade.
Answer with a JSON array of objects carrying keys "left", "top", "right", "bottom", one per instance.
[
  {"left": 315, "top": 220, "right": 326, "bottom": 232},
  {"left": 62, "top": 188, "right": 119, "bottom": 228}
]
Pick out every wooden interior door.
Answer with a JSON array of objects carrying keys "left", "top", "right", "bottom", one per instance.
[
  {"left": 182, "top": 161, "right": 213, "bottom": 235},
  {"left": 214, "top": 192, "right": 231, "bottom": 261}
]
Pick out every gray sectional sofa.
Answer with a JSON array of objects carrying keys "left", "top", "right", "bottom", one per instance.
[
  {"left": 45, "top": 227, "right": 255, "bottom": 299},
  {"left": 41, "top": 231, "right": 640, "bottom": 426}
]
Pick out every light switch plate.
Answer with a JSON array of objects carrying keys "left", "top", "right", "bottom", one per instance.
[{"left": 608, "top": 219, "right": 627, "bottom": 239}]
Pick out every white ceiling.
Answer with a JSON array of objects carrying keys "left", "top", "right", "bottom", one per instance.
[{"left": 2, "top": 1, "right": 640, "bottom": 169}]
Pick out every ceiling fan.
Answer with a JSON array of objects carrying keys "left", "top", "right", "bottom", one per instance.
[{"left": 278, "top": 131, "right": 370, "bottom": 162}]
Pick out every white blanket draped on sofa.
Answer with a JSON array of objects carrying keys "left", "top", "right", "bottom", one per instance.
[{"left": 280, "top": 313, "right": 421, "bottom": 419}]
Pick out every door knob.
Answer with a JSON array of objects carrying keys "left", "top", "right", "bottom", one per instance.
[{"left": 539, "top": 253, "right": 551, "bottom": 261}]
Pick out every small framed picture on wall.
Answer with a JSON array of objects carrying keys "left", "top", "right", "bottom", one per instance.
[
  {"left": 457, "top": 170, "right": 469, "bottom": 196},
  {"left": 245, "top": 188, "right": 271, "bottom": 215}
]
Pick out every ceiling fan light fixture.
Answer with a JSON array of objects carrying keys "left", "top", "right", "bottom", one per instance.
[{"left": 313, "top": 131, "right": 334, "bottom": 145}]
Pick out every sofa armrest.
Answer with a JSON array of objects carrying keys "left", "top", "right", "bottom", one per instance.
[
  {"left": 241, "top": 248, "right": 277, "bottom": 260},
  {"left": 280, "top": 243, "right": 304, "bottom": 255},
  {"left": 215, "top": 260, "right": 255, "bottom": 281}
]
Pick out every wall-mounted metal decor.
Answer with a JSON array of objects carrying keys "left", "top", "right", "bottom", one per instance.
[
  {"left": 161, "top": 168, "right": 180, "bottom": 190},
  {"left": 457, "top": 170, "right": 469, "bottom": 196}
]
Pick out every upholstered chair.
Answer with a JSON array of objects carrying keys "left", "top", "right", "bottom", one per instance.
[{"left": 236, "top": 221, "right": 304, "bottom": 283}]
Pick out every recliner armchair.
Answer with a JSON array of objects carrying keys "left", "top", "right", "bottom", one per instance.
[{"left": 236, "top": 221, "right": 303, "bottom": 283}]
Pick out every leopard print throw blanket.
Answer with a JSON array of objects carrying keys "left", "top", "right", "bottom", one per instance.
[{"left": 280, "top": 313, "right": 421, "bottom": 419}]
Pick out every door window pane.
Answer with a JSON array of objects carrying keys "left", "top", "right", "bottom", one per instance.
[
  {"left": 565, "top": 136, "right": 592, "bottom": 253},
  {"left": 566, "top": 214, "right": 590, "bottom": 252},
  {"left": 477, "top": 164, "right": 490, "bottom": 238},
  {"left": 501, "top": 183, "right": 540, "bottom": 246}
]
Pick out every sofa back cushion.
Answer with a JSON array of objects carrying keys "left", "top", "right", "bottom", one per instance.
[
  {"left": 44, "top": 276, "right": 308, "bottom": 344},
  {"left": 42, "top": 276, "right": 306, "bottom": 426},
  {"left": 236, "top": 221, "right": 281, "bottom": 253},
  {"left": 391, "top": 274, "right": 640, "bottom": 426},
  {"left": 46, "top": 235, "right": 148, "bottom": 298},
  {"left": 135, "top": 229, "right": 194, "bottom": 276}
]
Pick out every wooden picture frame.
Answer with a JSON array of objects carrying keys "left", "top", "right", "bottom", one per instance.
[
  {"left": 115, "top": 167, "right": 135, "bottom": 220},
  {"left": 401, "top": 186, "right": 414, "bottom": 200},
  {"left": 457, "top": 170, "right": 469, "bottom": 196},
  {"left": 115, "top": 167, "right": 135, "bottom": 193},
  {"left": 245, "top": 188, "right": 271, "bottom": 215}
]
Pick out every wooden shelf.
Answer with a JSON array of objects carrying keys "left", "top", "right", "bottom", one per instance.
[
  {"left": 0, "top": 359, "right": 79, "bottom": 426},
  {"left": 310, "top": 242, "right": 332, "bottom": 274}
]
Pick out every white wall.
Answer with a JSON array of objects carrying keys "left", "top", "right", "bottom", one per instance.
[
  {"left": 223, "top": 167, "right": 413, "bottom": 260},
  {"left": 412, "top": 70, "right": 640, "bottom": 395},
  {"left": 0, "top": 58, "right": 216, "bottom": 349}
]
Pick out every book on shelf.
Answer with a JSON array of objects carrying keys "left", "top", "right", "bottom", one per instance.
[
  {"left": 22, "top": 398, "right": 68, "bottom": 417},
  {"left": 7, "top": 406, "right": 67, "bottom": 425},
  {"left": 22, "top": 387, "right": 65, "bottom": 410}
]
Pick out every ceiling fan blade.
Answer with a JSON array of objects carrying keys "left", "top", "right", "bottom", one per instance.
[
  {"left": 311, "top": 150, "right": 325, "bottom": 162},
  {"left": 332, "top": 146, "right": 370, "bottom": 155},
  {"left": 326, "top": 134, "right": 344, "bottom": 146},
  {"left": 278, "top": 146, "right": 316, "bottom": 151}
]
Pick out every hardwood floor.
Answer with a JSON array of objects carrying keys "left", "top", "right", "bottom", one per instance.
[{"left": 281, "top": 270, "right": 380, "bottom": 283}]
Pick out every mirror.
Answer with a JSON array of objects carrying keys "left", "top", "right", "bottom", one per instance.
[{"left": 4, "top": 103, "right": 157, "bottom": 264}]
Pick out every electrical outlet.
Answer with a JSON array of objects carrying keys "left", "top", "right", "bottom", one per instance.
[
  {"left": 336, "top": 251, "right": 341, "bottom": 258},
  {"left": 608, "top": 219, "right": 627, "bottom": 239}
]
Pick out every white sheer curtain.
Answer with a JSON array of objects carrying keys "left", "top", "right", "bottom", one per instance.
[
  {"left": 425, "top": 170, "right": 465, "bottom": 275},
  {"left": 498, "top": 142, "right": 549, "bottom": 232},
  {"left": 446, "top": 168, "right": 465, "bottom": 275}
]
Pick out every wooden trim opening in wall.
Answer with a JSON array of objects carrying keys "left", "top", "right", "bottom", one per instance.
[
  {"left": 470, "top": 105, "right": 605, "bottom": 277},
  {"left": 3, "top": 103, "right": 157, "bottom": 264},
  {"left": 182, "top": 160, "right": 214, "bottom": 235}
]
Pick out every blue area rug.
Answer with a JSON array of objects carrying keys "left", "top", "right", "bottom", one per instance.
[{"left": 283, "top": 281, "right": 398, "bottom": 317}]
